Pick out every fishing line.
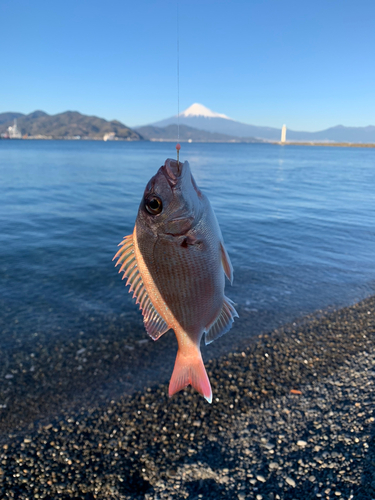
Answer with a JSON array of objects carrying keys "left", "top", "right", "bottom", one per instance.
[{"left": 176, "top": 0, "right": 181, "bottom": 166}]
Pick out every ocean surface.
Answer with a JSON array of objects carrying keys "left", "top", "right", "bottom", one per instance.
[{"left": 1, "top": 140, "right": 374, "bottom": 369}]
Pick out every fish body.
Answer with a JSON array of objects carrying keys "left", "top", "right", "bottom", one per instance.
[{"left": 114, "top": 158, "right": 238, "bottom": 402}]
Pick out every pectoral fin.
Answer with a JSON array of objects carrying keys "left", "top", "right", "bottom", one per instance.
[
  {"left": 113, "top": 234, "right": 169, "bottom": 341},
  {"left": 204, "top": 296, "right": 239, "bottom": 345},
  {"left": 220, "top": 242, "right": 234, "bottom": 284}
]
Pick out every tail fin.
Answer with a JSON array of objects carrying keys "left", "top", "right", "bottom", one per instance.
[{"left": 169, "top": 348, "right": 212, "bottom": 403}]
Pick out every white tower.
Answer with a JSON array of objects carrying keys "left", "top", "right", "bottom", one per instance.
[
  {"left": 8, "top": 120, "right": 22, "bottom": 139},
  {"left": 281, "top": 124, "right": 287, "bottom": 143}
]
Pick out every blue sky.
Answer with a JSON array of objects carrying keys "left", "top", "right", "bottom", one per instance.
[{"left": 2, "top": 0, "right": 375, "bottom": 130}]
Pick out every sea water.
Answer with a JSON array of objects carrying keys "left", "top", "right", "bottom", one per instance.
[{"left": 1, "top": 140, "right": 374, "bottom": 356}]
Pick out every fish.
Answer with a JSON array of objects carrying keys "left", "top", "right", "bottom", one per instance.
[{"left": 113, "top": 158, "right": 238, "bottom": 403}]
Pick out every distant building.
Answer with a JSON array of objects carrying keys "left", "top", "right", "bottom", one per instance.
[
  {"left": 281, "top": 124, "right": 287, "bottom": 143},
  {"left": 103, "top": 132, "right": 116, "bottom": 141},
  {"left": 8, "top": 120, "right": 22, "bottom": 139}
]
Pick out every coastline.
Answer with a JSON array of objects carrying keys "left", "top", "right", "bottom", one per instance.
[
  {"left": 1, "top": 296, "right": 374, "bottom": 498},
  {"left": 2, "top": 138, "right": 375, "bottom": 147},
  {"left": 273, "top": 142, "right": 375, "bottom": 148}
]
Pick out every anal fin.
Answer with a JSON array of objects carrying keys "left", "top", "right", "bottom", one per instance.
[
  {"left": 114, "top": 233, "right": 169, "bottom": 341},
  {"left": 204, "top": 296, "right": 238, "bottom": 345}
]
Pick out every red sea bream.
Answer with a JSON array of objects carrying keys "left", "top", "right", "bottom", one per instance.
[{"left": 114, "top": 158, "right": 238, "bottom": 403}]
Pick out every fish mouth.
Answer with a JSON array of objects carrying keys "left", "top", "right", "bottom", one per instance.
[{"left": 162, "top": 158, "right": 185, "bottom": 187}]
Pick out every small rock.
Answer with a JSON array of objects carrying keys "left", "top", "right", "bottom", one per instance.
[
  {"left": 297, "top": 440, "right": 307, "bottom": 447},
  {"left": 269, "top": 462, "right": 279, "bottom": 470},
  {"left": 308, "top": 475, "right": 316, "bottom": 482},
  {"left": 257, "top": 475, "right": 266, "bottom": 483},
  {"left": 286, "top": 477, "right": 296, "bottom": 487},
  {"left": 265, "top": 442, "right": 275, "bottom": 450}
]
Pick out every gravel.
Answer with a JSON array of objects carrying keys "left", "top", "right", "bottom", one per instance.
[{"left": 0, "top": 296, "right": 374, "bottom": 499}]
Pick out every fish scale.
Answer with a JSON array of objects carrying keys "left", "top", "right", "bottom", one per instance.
[{"left": 152, "top": 242, "right": 218, "bottom": 334}]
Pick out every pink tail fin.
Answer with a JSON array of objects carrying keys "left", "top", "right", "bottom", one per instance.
[{"left": 169, "top": 349, "right": 212, "bottom": 403}]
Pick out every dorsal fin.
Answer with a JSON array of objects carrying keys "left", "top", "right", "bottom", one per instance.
[
  {"left": 204, "top": 296, "right": 238, "bottom": 345},
  {"left": 113, "top": 234, "right": 169, "bottom": 341},
  {"left": 220, "top": 242, "right": 233, "bottom": 284}
]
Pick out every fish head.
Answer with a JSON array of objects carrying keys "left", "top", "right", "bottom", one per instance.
[{"left": 136, "top": 158, "right": 203, "bottom": 237}]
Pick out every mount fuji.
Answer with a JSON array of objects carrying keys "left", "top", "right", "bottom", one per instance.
[
  {"left": 178, "top": 103, "right": 230, "bottom": 120},
  {"left": 147, "top": 103, "right": 281, "bottom": 140},
  {"left": 143, "top": 103, "right": 375, "bottom": 143}
]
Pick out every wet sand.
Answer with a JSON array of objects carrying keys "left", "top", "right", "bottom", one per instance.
[{"left": 0, "top": 297, "right": 374, "bottom": 499}]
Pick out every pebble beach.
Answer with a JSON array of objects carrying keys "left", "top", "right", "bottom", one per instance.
[{"left": 0, "top": 296, "right": 374, "bottom": 499}]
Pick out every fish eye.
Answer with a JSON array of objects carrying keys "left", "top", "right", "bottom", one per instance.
[{"left": 145, "top": 195, "right": 163, "bottom": 215}]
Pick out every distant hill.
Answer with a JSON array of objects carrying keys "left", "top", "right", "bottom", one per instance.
[
  {"left": 0, "top": 112, "right": 24, "bottom": 126},
  {"left": 135, "top": 123, "right": 260, "bottom": 143},
  {"left": 0, "top": 111, "right": 143, "bottom": 140},
  {"left": 3, "top": 105, "right": 375, "bottom": 143},
  {"left": 286, "top": 125, "right": 375, "bottom": 143},
  {"left": 147, "top": 103, "right": 375, "bottom": 143}
]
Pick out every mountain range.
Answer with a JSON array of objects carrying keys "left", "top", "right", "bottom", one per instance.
[
  {"left": 2, "top": 105, "right": 375, "bottom": 143},
  {"left": 135, "top": 123, "right": 259, "bottom": 143},
  {"left": 0, "top": 111, "right": 142, "bottom": 140},
  {"left": 144, "top": 103, "right": 375, "bottom": 143}
]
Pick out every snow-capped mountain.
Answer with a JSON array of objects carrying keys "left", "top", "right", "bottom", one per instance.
[
  {"left": 144, "top": 103, "right": 375, "bottom": 143},
  {"left": 149, "top": 103, "right": 281, "bottom": 140},
  {"left": 178, "top": 103, "right": 230, "bottom": 120}
]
